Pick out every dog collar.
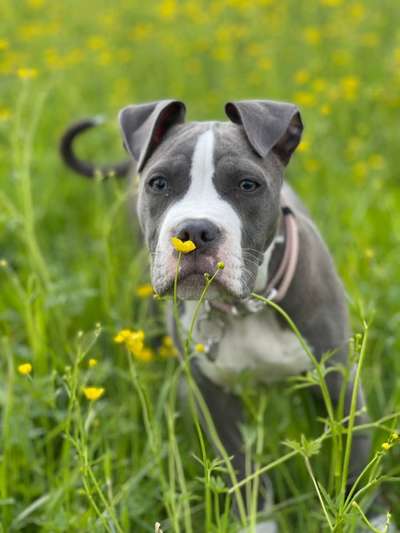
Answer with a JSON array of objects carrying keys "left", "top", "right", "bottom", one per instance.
[
  {"left": 209, "top": 192, "right": 299, "bottom": 316},
  {"left": 263, "top": 200, "right": 299, "bottom": 303}
]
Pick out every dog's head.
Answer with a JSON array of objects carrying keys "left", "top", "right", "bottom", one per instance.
[{"left": 119, "top": 100, "right": 303, "bottom": 300}]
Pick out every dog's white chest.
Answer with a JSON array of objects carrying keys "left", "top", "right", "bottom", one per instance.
[{"left": 182, "top": 303, "right": 312, "bottom": 387}]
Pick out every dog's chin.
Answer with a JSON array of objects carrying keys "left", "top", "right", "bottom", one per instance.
[
  {"left": 155, "top": 274, "right": 248, "bottom": 301},
  {"left": 177, "top": 274, "right": 225, "bottom": 300}
]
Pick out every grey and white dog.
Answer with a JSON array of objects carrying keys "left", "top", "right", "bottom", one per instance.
[{"left": 61, "top": 99, "right": 372, "bottom": 531}]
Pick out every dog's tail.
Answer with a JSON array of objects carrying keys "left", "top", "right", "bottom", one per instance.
[{"left": 59, "top": 116, "right": 131, "bottom": 179}]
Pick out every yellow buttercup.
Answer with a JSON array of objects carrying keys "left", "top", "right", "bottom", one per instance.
[{"left": 171, "top": 237, "right": 196, "bottom": 254}]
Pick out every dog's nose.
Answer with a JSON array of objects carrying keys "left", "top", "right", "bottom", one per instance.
[{"left": 175, "top": 219, "right": 221, "bottom": 250}]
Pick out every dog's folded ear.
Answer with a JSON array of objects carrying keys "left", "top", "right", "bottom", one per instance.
[
  {"left": 119, "top": 100, "right": 186, "bottom": 172},
  {"left": 225, "top": 100, "right": 303, "bottom": 165}
]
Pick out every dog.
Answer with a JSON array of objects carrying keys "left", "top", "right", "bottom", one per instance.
[{"left": 61, "top": 99, "right": 372, "bottom": 532}]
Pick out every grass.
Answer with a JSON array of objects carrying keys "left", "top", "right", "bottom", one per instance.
[{"left": 1, "top": 0, "right": 400, "bottom": 531}]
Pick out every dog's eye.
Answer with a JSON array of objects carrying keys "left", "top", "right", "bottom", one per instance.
[
  {"left": 148, "top": 175, "right": 168, "bottom": 193},
  {"left": 239, "top": 179, "right": 260, "bottom": 192}
]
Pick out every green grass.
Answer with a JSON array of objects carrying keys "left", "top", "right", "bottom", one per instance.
[{"left": 1, "top": 0, "right": 400, "bottom": 531}]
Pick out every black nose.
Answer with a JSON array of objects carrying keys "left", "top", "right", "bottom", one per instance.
[{"left": 175, "top": 219, "right": 221, "bottom": 250}]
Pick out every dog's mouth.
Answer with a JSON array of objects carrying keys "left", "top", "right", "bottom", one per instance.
[
  {"left": 153, "top": 253, "right": 249, "bottom": 301},
  {"left": 178, "top": 254, "right": 219, "bottom": 279},
  {"left": 157, "top": 274, "right": 237, "bottom": 301}
]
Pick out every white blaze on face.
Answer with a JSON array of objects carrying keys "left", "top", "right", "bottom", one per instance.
[{"left": 152, "top": 127, "right": 244, "bottom": 295}]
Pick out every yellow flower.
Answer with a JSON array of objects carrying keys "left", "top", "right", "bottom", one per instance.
[
  {"left": 349, "top": 2, "right": 365, "bottom": 20},
  {"left": 114, "top": 329, "right": 131, "bottom": 343},
  {"left": 171, "top": 237, "right": 196, "bottom": 254},
  {"left": 159, "top": 336, "right": 178, "bottom": 358},
  {"left": 126, "top": 333, "right": 144, "bottom": 355},
  {"left": 0, "top": 258, "right": 8, "bottom": 268},
  {"left": 96, "top": 51, "right": 112, "bottom": 66},
  {"left": 303, "top": 27, "right": 321, "bottom": 45},
  {"left": 163, "top": 336, "right": 174, "bottom": 348},
  {"left": 212, "top": 45, "right": 232, "bottom": 63},
  {"left": 27, "top": 0, "right": 45, "bottom": 8},
  {"left": 114, "top": 327, "right": 153, "bottom": 362},
  {"left": 294, "top": 69, "right": 310, "bottom": 85},
  {"left": 320, "top": 104, "right": 331, "bottom": 116},
  {"left": 158, "top": 0, "right": 177, "bottom": 20},
  {"left": 195, "top": 343, "right": 205, "bottom": 353},
  {"left": 0, "top": 108, "right": 11, "bottom": 121},
  {"left": 364, "top": 248, "right": 374, "bottom": 260},
  {"left": 320, "top": 0, "right": 342, "bottom": 5},
  {"left": 382, "top": 442, "right": 391, "bottom": 451},
  {"left": 217, "top": 261, "right": 225, "bottom": 270},
  {"left": 392, "top": 432, "right": 399, "bottom": 441},
  {"left": 114, "top": 328, "right": 145, "bottom": 356},
  {"left": 134, "top": 347, "right": 154, "bottom": 362},
  {"left": 87, "top": 35, "right": 106, "bottom": 50},
  {"left": 298, "top": 140, "right": 310, "bottom": 153},
  {"left": 18, "top": 363, "right": 32, "bottom": 375},
  {"left": 83, "top": 387, "right": 105, "bottom": 401},
  {"left": 352, "top": 161, "right": 367, "bottom": 183},
  {"left": 294, "top": 91, "right": 316, "bottom": 107},
  {"left": 130, "top": 24, "right": 152, "bottom": 41},
  {"left": 88, "top": 358, "right": 98, "bottom": 368},
  {"left": 341, "top": 76, "right": 360, "bottom": 101},
  {"left": 342, "top": 76, "right": 360, "bottom": 92},
  {"left": 17, "top": 67, "right": 38, "bottom": 80},
  {"left": 0, "top": 39, "right": 9, "bottom": 50},
  {"left": 257, "top": 58, "right": 272, "bottom": 71},
  {"left": 136, "top": 284, "right": 154, "bottom": 298}
]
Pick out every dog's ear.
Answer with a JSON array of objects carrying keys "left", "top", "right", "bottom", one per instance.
[
  {"left": 225, "top": 100, "right": 303, "bottom": 165},
  {"left": 119, "top": 100, "right": 186, "bottom": 172}
]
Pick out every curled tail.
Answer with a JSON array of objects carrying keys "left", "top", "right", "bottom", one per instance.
[{"left": 59, "top": 116, "right": 131, "bottom": 179}]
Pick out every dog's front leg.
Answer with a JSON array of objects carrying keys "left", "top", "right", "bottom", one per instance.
[
  {"left": 324, "top": 369, "right": 371, "bottom": 489},
  {"left": 190, "top": 360, "right": 277, "bottom": 533}
]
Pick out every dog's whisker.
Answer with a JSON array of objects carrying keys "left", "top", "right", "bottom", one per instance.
[
  {"left": 239, "top": 265, "right": 257, "bottom": 282},
  {"left": 230, "top": 251, "right": 260, "bottom": 269},
  {"left": 241, "top": 247, "right": 264, "bottom": 256},
  {"left": 242, "top": 255, "right": 262, "bottom": 268},
  {"left": 241, "top": 253, "right": 263, "bottom": 262},
  {"left": 242, "top": 251, "right": 264, "bottom": 260}
]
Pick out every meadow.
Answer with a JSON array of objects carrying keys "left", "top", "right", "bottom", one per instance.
[{"left": 1, "top": 0, "right": 400, "bottom": 531}]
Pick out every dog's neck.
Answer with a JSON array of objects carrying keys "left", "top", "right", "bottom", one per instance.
[
  {"left": 254, "top": 233, "right": 285, "bottom": 293},
  {"left": 206, "top": 198, "right": 299, "bottom": 316}
]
